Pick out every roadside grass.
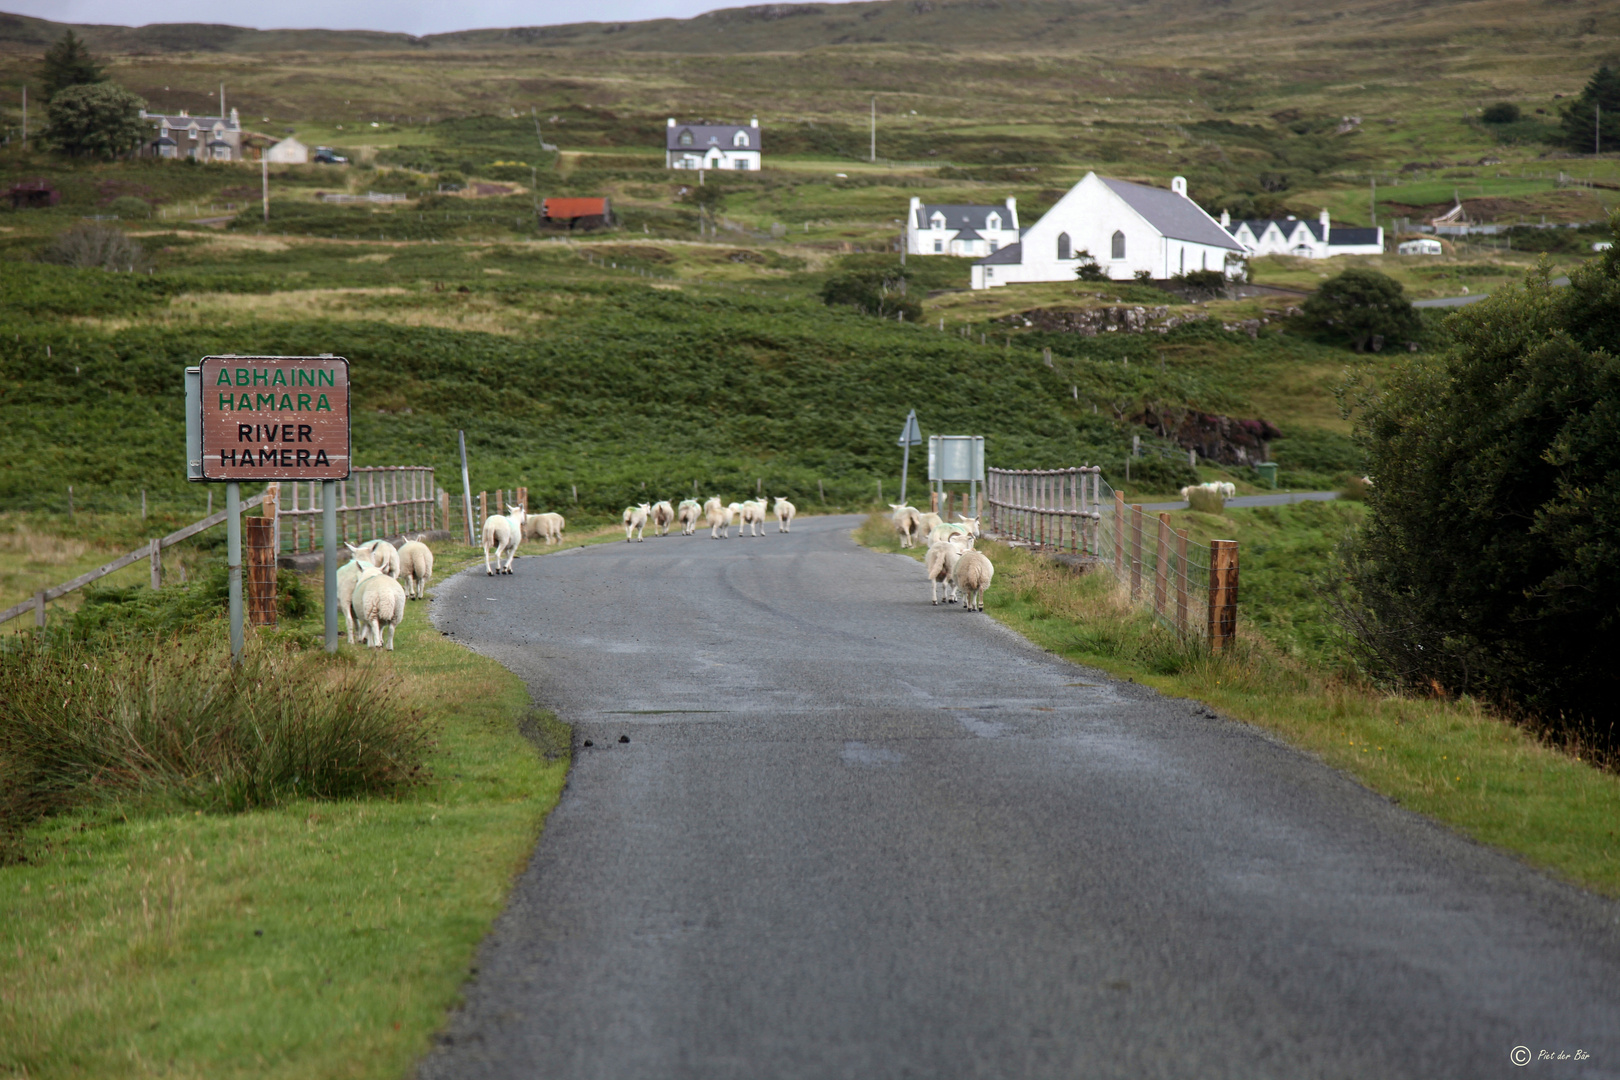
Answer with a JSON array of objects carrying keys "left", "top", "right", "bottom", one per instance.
[
  {"left": 0, "top": 567, "right": 570, "bottom": 1078},
  {"left": 854, "top": 513, "right": 1620, "bottom": 899}
]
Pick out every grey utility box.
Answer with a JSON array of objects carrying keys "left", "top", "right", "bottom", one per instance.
[{"left": 928, "top": 435, "right": 985, "bottom": 483}]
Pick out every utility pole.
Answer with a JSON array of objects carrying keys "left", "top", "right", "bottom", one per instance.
[
  {"left": 870, "top": 97, "right": 876, "bottom": 163},
  {"left": 20, "top": 86, "right": 24, "bottom": 148},
  {"left": 220, "top": 82, "right": 225, "bottom": 121},
  {"left": 1370, "top": 176, "right": 1376, "bottom": 229},
  {"left": 1598, "top": 102, "right": 1603, "bottom": 156}
]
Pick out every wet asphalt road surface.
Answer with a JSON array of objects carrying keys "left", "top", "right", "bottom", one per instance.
[{"left": 418, "top": 514, "right": 1620, "bottom": 1080}]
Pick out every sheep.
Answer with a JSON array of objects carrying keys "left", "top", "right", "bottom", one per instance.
[
  {"left": 704, "top": 497, "right": 732, "bottom": 539},
  {"left": 339, "top": 543, "right": 377, "bottom": 642},
  {"left": 1216, "top": 481, "right": 1236, "bottom": 499},
  {"left": 927, "top": 522, "right": 970, "bottom": 546},
  {"left": 774, "top": 496, "right": 796, "bottom": 533},
  {"left": 650, "top": 500, "right": 675, "bottom": 537},
  {"left": 888, "top": 503, "right": 923, "bottom": 548},
  {"left": 397, "top": 536, "right": 434, "bottom": 599},
  {"left": 349, "top": 563, "right": 407, "bottom": 650},
  {"left": 357, "top": 538, "right": 400, "bottom": 579},
  {"left": 623, "top": 502, "right": 651, "bottom": 542},
  {"left": 917, "top": 511, "right": 944, "bottom": 537},
  {"left": 925, "top": 533, "right": 973, "bottom": 605},
  {"left": 738, "top": 498, "right": 768, "bottom": 537},
  {"left": 482, "top": 504, "right": 526, "bottom": 575},
  {"left": 953, "top": 549, "right": 995, "bottom": 612},
  {"left": 522, "top": 511, "right": 566, "bottom": 545},
  {"left": 677, "top": 499, "right": 702, "bottom": 536},
  {"left": 953, "top": 515, "right": 981, "bottom": 539}
]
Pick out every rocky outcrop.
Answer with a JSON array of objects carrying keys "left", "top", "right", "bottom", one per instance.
[
  {"left": 1002, "top": 307, "right": 1293, "bottom": 339},
  {"left": 1133, "top": 407, "right": 1282, "bottom": 467}
]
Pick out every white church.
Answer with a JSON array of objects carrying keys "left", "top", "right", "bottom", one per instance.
[{"left": 971, "top": 173, "right": 1243, "bottom": 289}]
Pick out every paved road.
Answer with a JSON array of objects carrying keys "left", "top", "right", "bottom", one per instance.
[
  {"left": 1413, "top": 276, "right": 1572, "bottom": 309},
  {"left": 1140, "top": 490, "right": 1340, "bottom": 512},
  {"left": 419, "top": 515, "right": 1620, "bottom": 1080}
]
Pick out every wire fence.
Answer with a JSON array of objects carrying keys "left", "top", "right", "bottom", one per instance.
[{"left": 986, "top": 466, "right": 1237, "bottom": 647}]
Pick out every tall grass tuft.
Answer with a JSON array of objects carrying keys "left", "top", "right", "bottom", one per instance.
[
  {"left": 1185, "top": 487, "right": 1226, "bottom": 514},
  {"left": 0, "top": 628, "right": 432, "bottom": 839}
]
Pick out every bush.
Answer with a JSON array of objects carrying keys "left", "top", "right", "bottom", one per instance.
[
  {"left": 1300, "top": 268, "right": 1420, "bottom": 352},
  {"left": 820, "top": 263, "right": 923, "bottom": 321},
  {"left": 43, "top": 82, "right": 147, "bottom": 159},
  {"left": 1170, "top": 268, "right": 1228, "bottom": 299},
  {"left": 0, "top": 629, "right": 431, "bottom": 837},
  {"left": 1481, "top": 102, "right": 1521, "bottom": 124},
  {"left": 1186, "top": 487, "right": 1225, "bottom": 513},
  {"left": 107, "top": 195, "right": 150, "bottom": 220},
  {"left": 39, "top": 223, "right": 147, "bottom": 272},
  {"left": 1341, "top": 226, "right": 1620, "bottom": 755},
  {"left": 1073, "top": 249, "right": 1110, "bottom": 282}
]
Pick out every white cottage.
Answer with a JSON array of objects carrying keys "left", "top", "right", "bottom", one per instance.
[
  {"left": 667, "top": 118, "right": 761, "bottom": 171},
  {"left": 907, "top": 198, "right": 1020, "bottom": 257},
  {"left": 1224, "top": 209, "right": 1384, "bottom": 258},
  {"left": 264, "top": 136, "right": 309, "bottom": 165},
  {"left": 971, "top": 173, "right": 1242, "bottom": 290},
  {"left": 140, "top": 108, "right": 243, "bottom": 162}
]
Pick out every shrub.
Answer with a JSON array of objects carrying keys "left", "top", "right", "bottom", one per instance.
[
  {"left": 107, "top": 195, "right": 150, "bottom": 220},
  {"left": 1341, "top": 227, "right": 1620, "bottom": 754},
  {"left": 39, "top": 223, "right": 148, "bottom": 272},
  {"left": 1170, "top": 268, "right": 1228, "bottom": 299},
  {"left": 1300, "top": 268, "right": 1420, "bottom": 352},
  {"left": 43, "top": 82, "right": 148, "bottom": 159},
  {"left": 820, "top": 264, "right": 923, "bottom": 321},
  {"left": 1481, "top": 102, "right": 1521, "bottom": 124},
  {"left": 1186, "top": 487, "right": 1225, "bottom": 514},
  {"left": 0, "top": 629, "right": 431, "bottom": 837},
  {"left": 1073, "top": 249, "right": 1110, "bottom": 282}
]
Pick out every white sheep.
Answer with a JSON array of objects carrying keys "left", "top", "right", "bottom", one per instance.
[
  {"left": 358, "top": 538, "right": 400, "bottom": 579},
  {"left": 953, "top": 514, "right": 981, "bottom": 539},
  {"left": 678, "top": 499, "right": 702, "bottom": 536},
  {"left": 888, "top": 503, "right": 923, "bottom": 548},
  {"left": 774, "top": 496, "right": 796, "bottom": 533},
  {"left": 397, "top": 536, "right": 434, "bottom": 600},
  {"left": 482, "top": 504, "right": 526, "bottom": 575},
  {"left": 953, "top": 549, "right": 994, "bottom": 612},
  {"left": 917, "top": 511, "right": 944, "bottom": 538},
  {"left": 925, "top": 533, "right": 973, "bottom": 605},
  {"left": 738, "top": 498, "right": 767, "bottom": 537},
  {"left": 651, "top": 500, "right": 675, "bottom": 537},
  {"left": 350, "top": 563, "right": 407, "bottom": 650},
  {"left": 339, "top": 543, "right": 377, "bottom": 642},
  {"left": 522, "top": 511, "right": 566, "bottom": 545},
  {"left": 704, "top": 497, "right": 732, "bottom": 539},
  {"left": 926, "top": 522, "right": 970, "bottom": 546},
  {"left": 623, "top": 502, "right": 651, "bottom": 542},
  {"left": 1216, "top": 481, "right": 1236, "bottom": 498}
]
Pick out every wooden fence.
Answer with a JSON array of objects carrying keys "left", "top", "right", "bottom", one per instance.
[
  {"left": 986, "top": 466, "right": 1239, "bottom": 649},
  {"left": 278, "top": 467, "right": 438, "bottom": 553}
]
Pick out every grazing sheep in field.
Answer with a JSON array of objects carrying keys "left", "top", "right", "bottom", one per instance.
[
  {"left": 397, "top": 537, "right": 434, "bottom": 600},
  {"left": 774, "top": 497, "right": 796, "bottom": 532},
  {"left": 651, "top": 500, "right": 675, "bottom": 537},
  {"left": 888, "top": 504, "right": 923, "bottom": 548},
  {"left": 706, "top": 500, "right": 733, "bottom": 539},
  {"left": 350, "top": 563, "right": 407, "bottom": 650},
  {"left": 953, "top": 549, "right": 994, "bottom": 612},
  {"left": 358, "top": 538, "right": 400, "bottom": 579},
  {"left": 678, "top": 499, "right": 702, "bottom": 536},
  {"left": 339, "top": 543, "right": 377, "bottom": 642},
  {"left": 1216, "top": 482, "right": 1236, "bottom": 499},
  {"left": 483, "top": 504, "right": 526, "bottom": 575},
  {"left": 925, "top": 533, "right": 973, "bottom": 605},
  {"left": 522, "top": 512, "right": 566, "bottom": 545},
  {"left": 738, "top": 499, "right": 768, "bottom": 537},
  {"left": 623, "top": 502, "right": 651, "bottom": 542}
]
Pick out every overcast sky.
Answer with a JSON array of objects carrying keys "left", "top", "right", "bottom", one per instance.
[{"left": 5, "top": 0, "right": 740, "bottom": 35}]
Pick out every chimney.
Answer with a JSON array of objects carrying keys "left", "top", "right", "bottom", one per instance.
[
  {"left": 1006, "top": 195, "right": 1018, "bottom": 228},
  {"left": 229, "top": 107, "right": 239, "bottom": 129},
  {"left": 1319, "top": 208, "right": 1331, "bottom": 232},
  {"left": 1220, "top": 209, "right": 1230, "bottom": 227},
  {"left": 751, "top": 116, "right": 759, "bottom": 128},
  {"left": 1171, "top": 176, "right": 1188, "bottom": 197},
  {"left": 668, "top": 117, "right": 676, "bottom": 127}
]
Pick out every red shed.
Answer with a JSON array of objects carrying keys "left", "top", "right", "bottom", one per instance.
[
  {"left": 8, "top": 179, "right": 60, "bottom": 209},
  {"left": 542, "top": 196, "right": 613, "bottom": 230}
]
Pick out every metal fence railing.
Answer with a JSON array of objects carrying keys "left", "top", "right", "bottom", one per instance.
[{"left": 987, "top": 466, "right": 1238, "bottom": 648}]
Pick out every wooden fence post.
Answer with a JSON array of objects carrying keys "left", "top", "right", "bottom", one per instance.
[
  {"left": 34, "top": 591, "right": 45, "bottom": 628},
  {"left": 246, "top": 517, "right": 277, "bottom": 627},
  {"left": 262, "top": 481, "right": 279, "bottom": 554},
  {"left": 1114, "top": 490, "right": 1125, "bottom": 578},
  {"left": 1130, "top": 503, "right": 1143, "bottom": 601},
  {"left": 1155, "top": 513, "right": 1170, "bottom": 619},
  {"left": 149, "top": 538, "right": 162, "bottom": 591},
  {"left": 1208, "top": 539, "right": 1238, "bottom": 649},
  {"left": 519, "top": 486, "right": 528, "bottom": 514},
  {"left": 1175, "top": 528, "right": 1189, "bottom": 637}
]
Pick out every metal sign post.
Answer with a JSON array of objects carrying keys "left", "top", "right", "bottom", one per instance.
[
  {"left": 897, "top": 410, "right": 922, "bottom": 506},
  {"left": 927, "top": 434, "right": 986, "bottom": 519},
  {"left": 190, "top": 355, "right": 352, "bottom": 660}
]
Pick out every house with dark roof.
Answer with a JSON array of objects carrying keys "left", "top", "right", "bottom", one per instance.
[
  {"left": 971, "top": 173, "right": 1243, "bottom": 289},
  {"left": 1222, "top": 209, "right": 1383, "bottom": 258},
  {"left": 139, "top": 108, "right": 244, "bottom": 162},
  {"left": 666, "top": 118, "right": 761, "bottom": 171},
  {"left": 907, "top": 198, "right": 1020, "bottom": 258}
]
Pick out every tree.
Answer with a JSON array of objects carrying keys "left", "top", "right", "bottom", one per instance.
[
  {"left": 1342, "top": 218, "right": 1620, "bottom": 753},
  {"left": 820, "top": 264, "right": 922, "bottom": 321},
  {"left": 1300, "top": 268, "right": 1419, "bottom": 352},
  {"left": 41, "top": 31, "right": 105, "bottom": 99},
  {"left": 43, "top": 83, "right": 147, "bottom": 159},
  {"left": 1481, "top": 102, "right": 1520, "bottom": 124},
  {"left": 1072, "top": 249, "right": 1109, "bottom": 282},
  {"left": 1560, "top": 64, "right": 1620, "bottom": 153}
]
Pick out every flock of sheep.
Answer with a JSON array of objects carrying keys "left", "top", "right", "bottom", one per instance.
[
  {"left": 1180, "top": 481, "right": 1236, "bottom": 500},
  {"left": 337, "top": 535, "right": 436, "bottom": 650},
  {"left": 888, "top": 503, "right": 995, "bottom": 612},
  {"left": 622, "top": 496, "right": 796, "bottom": 541}
]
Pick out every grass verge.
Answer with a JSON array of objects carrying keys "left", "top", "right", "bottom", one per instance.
[
  {"left": 855, "top": 514, "right": 1620, "bottom": 898},
  {"left": 0, "top": 573, "right": 569, "bottom": 1078}
]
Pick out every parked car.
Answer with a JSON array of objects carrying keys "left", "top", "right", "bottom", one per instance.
[{"left": 313, "top": 146, "right": 349, "bottom": 165}]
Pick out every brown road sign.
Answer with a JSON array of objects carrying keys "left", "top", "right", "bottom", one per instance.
[{"left": 199, "top": 355, "right": 351, "bottom": 481}]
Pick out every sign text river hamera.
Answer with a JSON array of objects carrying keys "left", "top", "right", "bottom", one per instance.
[{"left": 199, "top": 355, "right": 351, "bottom": 481}]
